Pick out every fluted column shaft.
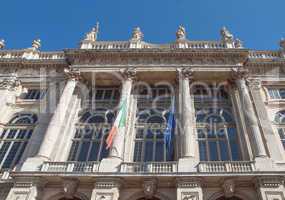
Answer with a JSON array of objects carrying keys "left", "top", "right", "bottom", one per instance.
[
  {"left": 234, "top": 73, "right": 267, "bottom": 158},
  {"left": 180, "top": 69, "right": 196, "bottom": 158},
  {"left": 37, "top": 74, "right": 78, "bottom": 160},
  {"left": 109, "top": 69, "right": 135, "bottom": 159}
]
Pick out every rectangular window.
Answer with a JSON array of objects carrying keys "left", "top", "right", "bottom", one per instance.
[
  {"left": 268, "top": 88, "right": 285, "bottom": 99},
  {"left": 23, "top": 89, "right": 46, "bottom": 100}
]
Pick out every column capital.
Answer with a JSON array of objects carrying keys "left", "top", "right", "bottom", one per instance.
[
  {"left": 64, "top": 68, "right": 81, "bottom": 81},
  {"left": 120, "top": 67, "right": 136, "bottom": 80},
  {"left": 231, "top": 67, "right": 249, "bottom": 80},
  {"left": 0, "top": 76, "right": 21, "bottom": 91}
]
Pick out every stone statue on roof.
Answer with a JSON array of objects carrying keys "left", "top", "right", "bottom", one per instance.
[
  {"left": 131, "top": 27, "right": 143, "bottom": 42},
  {"left": 85, "top": 22, "right": 99, "bottom": 41},
  {"left": 0, "top": 39, "right": 5, "bottom": 49},
  {"left": 220, "top": 26, "right": 234, "bottom": 43},
  {"left": 176, "top": 25, "right": 186, "bottom": 40},
  {"left": 32, "top": 39, "right": 41, "bottom": 50}
]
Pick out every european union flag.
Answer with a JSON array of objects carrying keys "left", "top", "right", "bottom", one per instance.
[{"left": 164, "top": 97, "right": 175, "bottom": 161}]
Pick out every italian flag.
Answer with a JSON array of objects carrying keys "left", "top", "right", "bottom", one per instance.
[{"left": 106, "top": 99, "right": 127, "bottom": 149}]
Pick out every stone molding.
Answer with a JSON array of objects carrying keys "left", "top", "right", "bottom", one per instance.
[
  {"left": 94, "top": 178, "right": 122, "bottom": 189},
  {"left": 254, "top": 177, "right": 285, "bottom": 188},
  {"left": 176, "top": 178, "right": 202, "bottom": 188}
]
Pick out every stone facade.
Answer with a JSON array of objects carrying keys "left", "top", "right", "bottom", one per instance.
[{"left": 0, "top": 26, "right": 285, "bottom": 200}]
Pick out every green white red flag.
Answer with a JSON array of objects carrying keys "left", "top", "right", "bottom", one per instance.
[{"left": 106, "top": 99, "right": 127, "bottom": 149}]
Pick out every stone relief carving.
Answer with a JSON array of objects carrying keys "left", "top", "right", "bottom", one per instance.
[
  {"left": 222, "top": 179, "right": 235, "bottom": 198},
  {"left": 142, "top": 179, "right": 157, "bottom": 199},
  {"left": 0, "top": 76, "right": 21, "bottom": 91},
  {"left": 62, "top": 178, "right": 79, "bottom": 199}
]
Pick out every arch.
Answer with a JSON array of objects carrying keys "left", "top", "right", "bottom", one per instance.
[
  {"left": 207, "top": 191, "right": 254, "bottom": 200},
  {"left": 127, "top": 191, "right": 172, "bottom": 200},
  {"left": 8, "top": 113, "right": 38, "bottom": 124},
  {"left": 48, "top": 192, "right": 89, "bottom": 200}
]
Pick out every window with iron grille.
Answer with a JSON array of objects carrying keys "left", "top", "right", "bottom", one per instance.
[{"left": 0, "top": 113, "right": 37, "bottom": 170}]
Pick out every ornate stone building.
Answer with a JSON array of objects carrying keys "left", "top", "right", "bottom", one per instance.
[{"left": 0, "top": 25, "right": 285, "bottom": 200}]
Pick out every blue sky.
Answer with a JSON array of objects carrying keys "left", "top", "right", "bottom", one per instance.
[{"left": 0, "top": 0, "right": 284, "bottom": 51}]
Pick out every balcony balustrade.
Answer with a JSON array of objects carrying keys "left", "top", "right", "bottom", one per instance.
[
  {"left": 40, "top": 161, "right": 100, "bottom": 173},
  {"left": 119, "top": 162, "right": 178, "bottom": 173},
  {"left": 198, "top": 161, "right": 255, "bottom": 173}
]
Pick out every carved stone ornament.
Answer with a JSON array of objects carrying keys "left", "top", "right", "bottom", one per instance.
[
  {"left": 85, "top": 22, "right": 99, "bottom": 41},
  {"left": 121, "top": 67, "right": 136, "bottom": 80},
  {"left": 254, "top": 177, "right": 284, "bottom": 188},
  {"left": 0, "top": 76, "right": 21, "bottom": 91},
  {"left": 62, "top": 178, "right": 79, "bottom": 199},
  {"left": 176, "top": 25, "right": 186, "bottom": 40},
  {"left": 222, "top": 179, "right": 235, "bottom": 198},
  {"left": 181, "top": 67, "right": 194, "bottom": 80},
  {"left": 0, "top": 39, "right": 5, "bottom": 49},
  {"left": 182, "top": 194, "right": 198, "bottom": 200},
  {"left": 143, "top": 179, "right": 157, "bottom": 199},
  {"left": 131, "top": 27, "right": 143, "bottom": 42},
  {"left": 231, "top": 67, "right": 249, "bottom": 80},
  {"left": 64, "top": 68, "right": 81, "bottom": 81}
]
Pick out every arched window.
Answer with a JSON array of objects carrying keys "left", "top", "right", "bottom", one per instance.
[
  {"left": 58, "top": 198, "right": 82, "bottom": 200},
  {"left": 68, "top": 109, "right": 115, "bottom": 162},
  {"left": 273, "top": 110, "right": 285, "bottom": 149},
  {"left": 194, "top": 84, "right": 241, "bottom": 161},
  {"left": 133, "top": 85, "right": 174, "bottom": 162},
  {"left": 0, "top": 113, "right": 38, "bottom": 170}
]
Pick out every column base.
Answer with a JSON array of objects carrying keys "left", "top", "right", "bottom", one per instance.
[
  {"left": 99, "top": 157, "right": 122, "bottom": 172},
  {"left": 254, "top": 157, "right": 274, "bottom": 171},
  {"left": 178, "top": 157, "right": 199, "bottom": 172},
  {"left": 20, "top": 156, "right": 48, "bottom": 172}
]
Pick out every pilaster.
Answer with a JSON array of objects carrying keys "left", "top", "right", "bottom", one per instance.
[
  {"left": 247, "top": 78, "right": 285, "bottom": 161},
  {"left": 91, "top": 178, "right": 122, "bottom": 200},
  {"left": 254, "top": 177, "right": 285, "bottom": 200},
  {"left": 5, "top": 177, "right": 47, "bottom": 200},
  {"left": 176, "top": 178, "right": 203, "bottom": 200}
]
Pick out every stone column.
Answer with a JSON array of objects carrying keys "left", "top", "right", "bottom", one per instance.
[
  {"left": 176, "top": 178, "right": 203, "bottom": 200},
  {"left": 21, "top": 70, "right": 80, "bottom": 171},
  {"left": 232, "top": 69, "right": 268, "bottom": 158},
  {"left": 248, "top": 79, "right": 285, "bottom": 161},
  {"left": 37, "top": 71, "right": 79, "bottom": 160},
  {"left": 99, "top": 68, "right": 135, "bottom": 172},
  {"left": 91, "top": 179, "right": 121, "bottom": 200},
  {"left": 178, "top": 68, "right": 199, "bottom": 172},
  {"left": 254, "top": 177, "right": 285, "bottom": 200}
]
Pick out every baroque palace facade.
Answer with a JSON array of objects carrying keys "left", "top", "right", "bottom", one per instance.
[{"left": 0, "top": 25, "right": 285, "bottom": 200}]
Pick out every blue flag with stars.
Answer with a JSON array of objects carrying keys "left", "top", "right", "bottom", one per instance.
[{"left": 164, "top": 97, "right": 175, "bottom": 161}]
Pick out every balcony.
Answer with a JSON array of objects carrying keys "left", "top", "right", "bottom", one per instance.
[
  {"left": 120, "top": 162, "right": 178, "bottom": 174},
  {"left": 40, "top": 161, "right": 100, "bottom": 173},
  {"left": 198, "top": 161, "right": 255, "bottom": 173},
  {"left": 38, "top": 161, "right": 255, "bottom": 174}
]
